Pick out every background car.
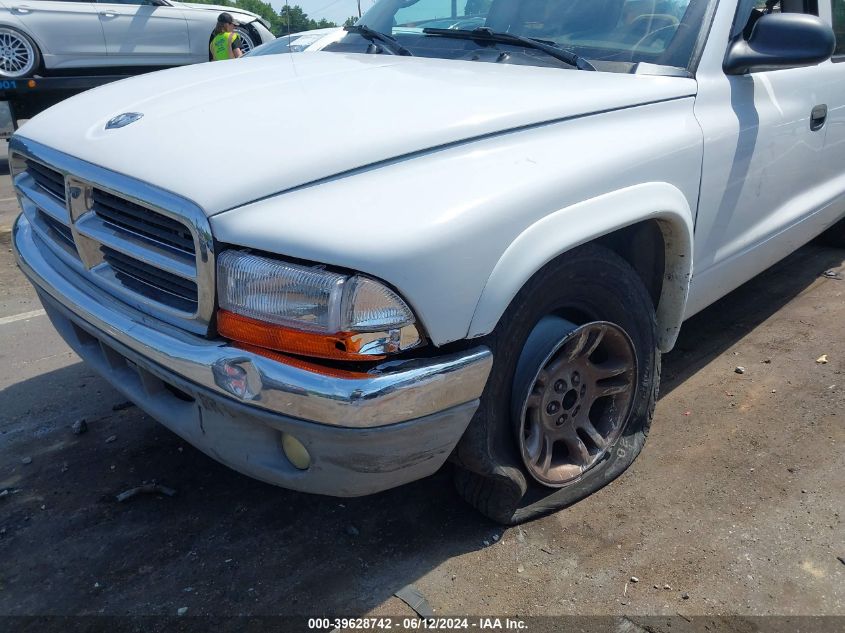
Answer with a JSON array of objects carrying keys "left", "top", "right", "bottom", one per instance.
[
  {"left": 245, "top": 27, "right": 344, "bottom": 57},
  {"left": 0, "top": 0, "right": 275, "bottom": 79}
]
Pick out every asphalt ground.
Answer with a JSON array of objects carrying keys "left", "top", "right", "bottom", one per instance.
[{"left": 0, "top": 145, "right": 843, "bottom": 628}]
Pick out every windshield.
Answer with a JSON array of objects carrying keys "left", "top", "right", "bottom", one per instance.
[{"left": 334, "top": 0, "right": 714, "bottom": 72}]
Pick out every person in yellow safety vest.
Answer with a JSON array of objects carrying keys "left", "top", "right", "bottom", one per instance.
[{"left": 209, "top": 13, "right": 243, "bottom": 61}]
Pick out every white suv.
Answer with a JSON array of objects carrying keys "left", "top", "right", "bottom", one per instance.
[{"left": 0, "top": 0, "right": 274, "bottom": 78}]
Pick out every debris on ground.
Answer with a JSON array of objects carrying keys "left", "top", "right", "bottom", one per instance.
[
  {"left": 112, "top": 401, "right": 135, "bottom": 412},
  {"left": 822, "top": 269, "right": 843, "bottom": 280},
  {"left": 345, "top": 525, "right": 359, "bottom": 536},
  {"left": 0, "top": 489, "right": 8, "bottom": 499},
  {"left": 663, "top": 584, "right": 671, "bottom": 590},
  {"left": 71, "top": 419, "right": 88, "bottom": 435},
  {"left": 539, "top": 546, "right": 554, "bottom": 554},
  {"left": 816, "top": 355, "right": 829, "bottom": 364},
  {"left": 681, "top": 592, "right": 690, "bottom": 600},
  {"left": 492, "top": 534, "right": 500, "bottom": 542},
  {"left": 630, "top": 576, "right": 639, "bottom": 583},
  {"left": 517, "top": 565, "right": 525, "bottom": 573},
  {"left": 483, "top": 540, "right": 490, "bottom": 546},
  {"left": 177, "top": 607, "right": 188, "bottom": 616},
  {"left": 105, "top": 434, "right": 117, "bottom": 444},
  {"left": 115, "top": 483, "right": 177, "bottom": 503},
  {"left": 20, "top": 456, "right": 32, "bottom": 465},
  {"left": 837, "top": 556, "right": 845, "bottom": 566},
  {"left": 394, "top": 584, "right": 434, "bottom": 618},
  {"left": 735, "top": 366, "right": 746, "bottom": 374}
]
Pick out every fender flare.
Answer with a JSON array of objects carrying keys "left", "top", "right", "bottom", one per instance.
[{"left": 467, "top": 182, "right": 694, "bottom": 352}]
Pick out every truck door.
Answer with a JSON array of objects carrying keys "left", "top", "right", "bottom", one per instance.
[
  {"left": 687, "top": 0, "right": 833, "bottom": 315},
  {"left": 95, "top": 0, "right": 190, "bottom": 65},
  {"left": 817, "top": 0, "right": 845, "bottom": 227},
  {"left": 4, "top": 1, "right": 106, "bottom": 58}
]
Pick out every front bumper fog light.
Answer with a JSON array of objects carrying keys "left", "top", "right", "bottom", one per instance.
[{"left": 281, "top": 433, "right": 311, "bottom": 470}]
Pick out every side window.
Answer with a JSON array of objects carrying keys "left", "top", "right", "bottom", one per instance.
[
  {"left": 833, "top": 0, "right": 845, "bottom": 55},
  {"left": 736, "top": 1, "right": 818, "bottom": 39}
]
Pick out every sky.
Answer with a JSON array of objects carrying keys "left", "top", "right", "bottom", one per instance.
[{"left": 268, "top": 0, "right": 379, "bottom": 26}]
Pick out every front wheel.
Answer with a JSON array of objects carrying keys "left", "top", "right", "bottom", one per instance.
[
  {"left": 234, "top": 26, "right": 257, "bottom": 55},
  {"left": 0, "top": 27, "right": 41, "bottom": 78},
  {"left": 453, "top": 244, "right": 661, "bottom": 524}
]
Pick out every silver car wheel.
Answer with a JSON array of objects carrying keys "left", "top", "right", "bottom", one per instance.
[
  {"left": 234, "top": 27, "right": 257, "bottom": 55},
  {"left": 0, "top": 28, "right": 37, "bottom": 78},
  {"left": 515, "top": 319, "right": 637, "bottom": 488}
]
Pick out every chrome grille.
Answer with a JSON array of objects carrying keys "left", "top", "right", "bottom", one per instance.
[
  {"left": 10, "top": 138, "right": 215, "bottom": 336},
  {"left": 25, "top": 158, "right": 66, "bottom": 202},
  {"left": 92, "top": 188, "right": 196, "bottom": 255},
  {"left": 101, "top": 245, "right": 198, "bottom": 313},
  {"left": 37, "top": 209, "right": 76, "bottom": 251}
]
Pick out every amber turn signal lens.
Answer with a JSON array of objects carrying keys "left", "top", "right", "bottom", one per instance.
[
  {"left": 218, "top": 310, "right": 386, "bottom": 362},
  {"left": 235, "top": 344, "right": 372, "bottom": 379}
]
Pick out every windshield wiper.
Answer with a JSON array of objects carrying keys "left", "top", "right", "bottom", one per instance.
[
  {"left": 344, "top": 25, "right": 413, "bottom": 56},
  {"left": 421, "top": 27, "right": 595, "bottom": 71}
]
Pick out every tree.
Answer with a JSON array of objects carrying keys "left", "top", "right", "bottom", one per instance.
[
  {"left": 236, "top": 0, "right": 283, "bottom": 33},
  {"left": 343, "top": 16, "right": 358, "bottom": 27}
]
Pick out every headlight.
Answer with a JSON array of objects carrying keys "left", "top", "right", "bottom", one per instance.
[{"left": 217, "top": 251, "right": 422, "bottom": 360}]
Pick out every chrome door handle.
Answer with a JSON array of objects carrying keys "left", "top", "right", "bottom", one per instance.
[
  {"left": 11, "top": 6, "right": 33, "bottom": 14},
  {"left": 99, "top": 11, "right": 117, "bottom": 18}
]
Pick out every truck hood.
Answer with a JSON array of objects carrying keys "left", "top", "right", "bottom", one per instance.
[{"left": 16, "top": 53, "right": 696, "bottom": 215}]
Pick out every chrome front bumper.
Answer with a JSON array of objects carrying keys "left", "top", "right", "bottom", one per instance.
[{"left": 13, "top": 214, "right": 493, "bottom": 494}]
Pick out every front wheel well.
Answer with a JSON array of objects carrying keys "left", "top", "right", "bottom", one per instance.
[{"left": 594, "top": 220, "right": 666, "bottom": 313}]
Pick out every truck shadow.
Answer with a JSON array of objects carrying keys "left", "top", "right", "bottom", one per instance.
[
  {"left": 660, "top": 242, "right": 844, "bottom": 395},
  {"left": 0, "top": 244, "right": 843, "bottom": 619}
]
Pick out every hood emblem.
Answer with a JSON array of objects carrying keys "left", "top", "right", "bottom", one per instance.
[{"left": 105, "top": 112, "right": 143, "bottom": 130}]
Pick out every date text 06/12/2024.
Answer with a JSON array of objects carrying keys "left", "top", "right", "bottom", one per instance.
[{"left": 308, "top": 618, "right": 528, "bottom": 630}]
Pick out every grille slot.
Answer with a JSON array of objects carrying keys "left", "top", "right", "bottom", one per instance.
[
  {"left": 92, "top": 188, "right": 196, "bottom": 255},
  {"left": 25, "top": 159, "right": 66, "bottom": 202},
  {"left": 101, "top": 245, "right": 198, "bottom": 313},
  {"left": 37, "top": 209, "right": 75, "bottom": 249}
]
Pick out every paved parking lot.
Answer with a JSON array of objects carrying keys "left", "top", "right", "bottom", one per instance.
[{"left": 0, "top": 149, "right": 843, "bottom": 622}]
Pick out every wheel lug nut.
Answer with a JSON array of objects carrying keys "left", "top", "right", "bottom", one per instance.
[
  {"left": 557, "top": 414, "right": 567, "bottom": 426},
  {"left": 580, "top": 385, "right": 587, "bottom": 397},
  {"left": 572, "top": 372, "right": 580, "bottom": 386},
  {"left": 573, "top": 405, "right": 581, "bottom": 416},
  {"left": 554, "top": 380, "right": 566, "bottom": 393},
  {"left": 546, "top": 401, "right": 560, "bottom": 415}
]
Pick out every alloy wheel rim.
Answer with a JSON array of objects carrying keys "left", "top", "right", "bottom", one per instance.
[
  {"left": 235, "top": 28, "right": 256, "bottom": 54},
  {"left": 517, "top": 321, "right": 637, "bottom": 487},
  {"left": 0, "top": 29, "right": 34, "bottom": 77}
]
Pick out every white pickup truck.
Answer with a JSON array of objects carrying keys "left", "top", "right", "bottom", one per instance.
[{"left": 10, "top": 0, "right": 845, "bottom": 523}]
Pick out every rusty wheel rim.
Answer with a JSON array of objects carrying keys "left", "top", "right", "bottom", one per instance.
[{"left": 517, "top": 321, "right": 637, "bottom": 487}]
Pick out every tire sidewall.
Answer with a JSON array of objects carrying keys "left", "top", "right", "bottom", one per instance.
[{"left": 457, "top": 244, "right": 659, "bottom": 521}]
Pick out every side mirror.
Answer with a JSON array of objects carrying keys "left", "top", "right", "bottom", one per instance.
[{"left": 724, "top": 13, "right": 835, "bottom": 75}]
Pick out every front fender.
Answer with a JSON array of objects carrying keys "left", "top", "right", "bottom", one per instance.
[{"left": 467, "top": 183, "right": 694, "bottom": 352}]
